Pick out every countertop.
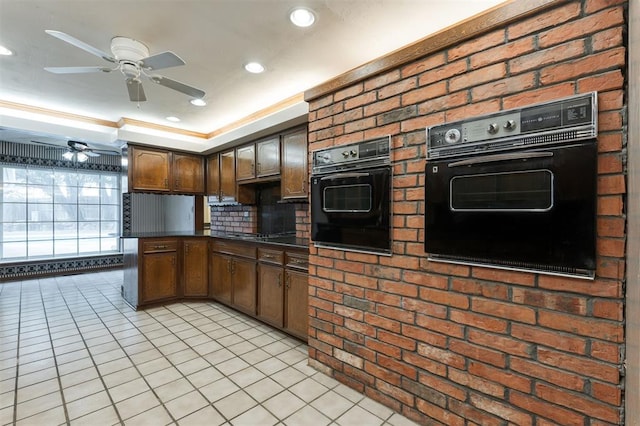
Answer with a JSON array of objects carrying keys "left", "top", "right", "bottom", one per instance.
[{"left": 121, "top": 230, "right": 308, "bottom": 249}]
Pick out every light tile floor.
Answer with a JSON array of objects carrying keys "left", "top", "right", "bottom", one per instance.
[{"left": 0, "top": 270, "right": 419, "bottom": 426}]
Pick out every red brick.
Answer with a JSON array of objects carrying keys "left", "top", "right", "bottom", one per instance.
[
  {"left": 471, "top": 267, "right": 535, "bottom": 287},
  {"left": 450, "top": 309, "right": 508, "bottom": 334},
  {"left": 375, "top": 380, "right": 415, "bottom": 406},
  {"left": 364, "top": 361, "right": 401, "bottom": 386},
  {"left": 378, "top": 329, "right": 416, "bottom": 351},
  {"left": 336, "top": 327, "right": 366, "bottom": 347},
  {"left": 344, "top": 116, "right": 376, "bottom": 133},
  {"left": 468, "top": 329, "right": 533, "bottom": 357},
  {"left": 507, "top": 3, "right": 582, "bottom": 40},
  {"left": 416, "top": 398, "right": 466, "bottom": 426},
  {"left": 401, "top": 81, "right": 447, "bottom": 107},
  {"left": 418, "top": 373, "right": 467, "bottom": 401},
  {"left": 471, "top": 298, "right": 536, "bottom": 324},
  {"left": 469, "top": 393, "right": 533, "bottom": 426},
  {"left": 592, "top": 27, "right": 623, "bottom": 51},
  {"left": 469, "top": 360, "right": 531, "bottom": 393},
  {"left": 540, "top": 48, "right": 625, "bottom": 85},
  {"left": 471, "top": 72, "right": 536, "bottom": 102},
  {"left": 376, "top": 304, "right": 415, "bottom": 325},
  {"left": 510, "top": 390, "right": 586, "bottom": 424},
  {"left": 597, "top": 195, "right": 624, "bottom": 216},
  {"left": 579, "top": 69, "right": 625, "bottom": 93},
  {"left": 449, "top": 28, "right": 505, "bottom": 60},
  {"left": 403, "top": 350, "right": 447, "bottom": 377},
  {"left": 449, "top": 339, "right": 506, "bottom": 368},
  {"left": 308, "top": 93, "right": 334, "bottom": 111},
  {"left": 597, "top": 133, "right": 623, "bottom": 153},
  {"left": 449, "top": 398, "right": 505, "bottom": 426},
  {"left": 344, "top": 318, "right": 376, "bottom": 338},
  {"left": 503, "top": 83, "right": 577, "bottom": 109},
  {"left": 597, "top": 217, "right": 625, "bottom": 237},
  {"left": 591, "top": 380, "right": 622, "bottom": 406},
  {"left": 592, "top": 299, "right": 623, "bottom": 321},
  {"left": 334, "top": 282, "right": 364, "bottom": 298},
  {"left": 538, "top": 274, "right": 622, "bottom": 297},
  {"left": 539, "top": 310, "right": 623, "bottom": 342},
  {"left": 535, "top": 382, "right": 620, "bottom": 423},
  {"left": 446, "top": 99, "right": 501, "bottom": 121},
  {"left": 451, "top": 278, "right": 510, "bottom": 301},
  {"left": 591, "top": 340, "right": 621, "bottom": 363},
  {"left": 598, "top": 110, "right": 623, "bottom": 132},
  {"left": 344, "top": 272, "right": 377, "bottom": 289},
  {"left": 450, "top": 63, "right": 506, "bottom": 92},
  {"left": 598, "top": 153, "right": 623, "bottom": 174},
  {"left": 539, "top": 7, "right": 624, "bottom": 48},
  {"left": 419, "top": 287, "right": 469, "bottom": 309},
  {"left": 417, "top": 91, "right": 468, "bottom": 115},
  {"left": 597, "top": 237, "right": 625, "bottom": 257},
  {"left": 417, "top": 343, "right": 465, "bottom": 369},
  {"left": 364, "top": 96, "right": 401, "bottom": 117},
  {"left": 377, "top": 354, "right": 418, "bottom": 380},
  {"left": 511, "top": 323, "right": 586, "bottom": 354},
  {"left": 309, "top": 295, "right": 334, "bottom": 312},
  {"left": 510, "top": 357, "right": 586, "bottom": 392},
  {"left": 364, "top": 312, "right": 401, "bottom": 333},
  {"left": 537, "top": 347, "right": 620, "bottom": 383},
  {"left": 416, "top": 314, "right": 465, "bottom": 339},
  {"left": 418, "top": 60, "right": 468, "bottom": 86},
  {"left": 470, "top": 37, "right": 535, "bottom": 69},
  {"left": 401, "top": 52, "right": 446, "bottom": 78},
  {"left": 420, "top": 258, "right": 471, "bottom": 277},
  {"left": 510, "top": 39, "right": 586, "bottom": 75},
  {"left": 316, "top": 329, "right": 343, "bottom": 348},
  {"left": 402, "top": 324, "right": 447, "bottom": 347},
  {"left": 448, "top": 368, "right": 504, "bottom": 398},
  {"left": 308, "top": 337, "right": 333, "bottom": 356},
  {"left": 316, "top": 288, "right": 342, "bottom": 304},
  {"left": 334, "top": 84, "right": 364, "bottom": 102},
  {"left": 366, "top": 289, "right": 402, "bottom": 307},
  {"left": 377, "top": 78, "right": 417, "bottom": 100},
  {"left": 512, "top": 288, "right": 587, "bottom": 315}
]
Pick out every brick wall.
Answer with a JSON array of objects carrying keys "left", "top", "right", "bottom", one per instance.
[
  {"left": 306, "top": 0, "right": 627, "bottom": 424},
  {"left": 210, "top": 203, "right": 309, "bottom": 237}
]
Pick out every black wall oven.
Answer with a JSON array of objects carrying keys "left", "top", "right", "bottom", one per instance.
[
  {"left": 311, "top": 137, "right": 392, "bottom": 255},
  {"left": 425, "top": 92, "right": 598, "bottom": 278}
]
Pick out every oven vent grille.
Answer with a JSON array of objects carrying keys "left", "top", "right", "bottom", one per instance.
[
  {"left": 429, "top": 254, "right": 594, "bottom": 280},
  {"left": 430, "top": 127, "right": 596, "bottom": 160}
]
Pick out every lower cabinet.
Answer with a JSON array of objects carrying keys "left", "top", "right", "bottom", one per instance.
[
  {"left": 284, "top": 252, "right": 309, "bottom": 340},
  {"left": 140, "top": 239, "right": 178, "bottom": 304},
  {"left": 210, "top": 240, "right": 257, "bottom": 316},
  {"left": 183, "top": 238, "right": 209, "bottom": 297}
]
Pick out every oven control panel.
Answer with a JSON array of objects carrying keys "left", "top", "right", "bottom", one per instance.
[
  {"left": 426, "top": 92, "right": 597, "bottom": 159},
  {"left": 312, "top": 136, "right": 390, "bottom": 173}
]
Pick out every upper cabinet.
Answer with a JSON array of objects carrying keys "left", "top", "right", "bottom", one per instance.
[
  {"left": 173, "top": 153, "right": 205, "bottom": 194},
  {"left": 220, "top": 149, "right": 237, "bottom": 203},
  {"left": 281, "top": 126, "right": 308, "bottom": 200},
  {"left": 236, "top": 144, "right": 256, "bottom": 181},
  {"left": 129, "top": 146, "right": 171, "bottom": 192},
  {"left": 206, "top": 153, "right": 220, "bottom": 199},
  {"left": 128, "top": 145, "right": 205, "bottom": 195},
  {"left": 256, "top": 136, "right": 280, "bottom": 178}
]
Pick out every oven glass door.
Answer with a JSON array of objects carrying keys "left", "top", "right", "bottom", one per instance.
[
  {"left": 312, "top": 167, "right": 391, "bottom": 253},
  {"left": 425, "top": 142, "right": 597, "bottom": 274}
]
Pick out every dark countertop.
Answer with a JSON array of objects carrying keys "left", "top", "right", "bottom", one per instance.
[{"left": 121, "top": 230, "right": 308, "bottom": 249}]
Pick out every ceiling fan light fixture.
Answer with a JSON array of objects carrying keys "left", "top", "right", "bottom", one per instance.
[
  {"left": 190, "top": 98, "right": 207, "bottom": 106},
  {"left": 76, "top": 152, "right": 88, "bottom": 162},
  {"left": 166, "top": 116, "right": 181, "bottom": 122},
  {"left": 289, "top": 7, "right": 316, "bottom": 27},
  {"left": 244, "top": 62, "right": 265, "bottom": 74},
  {"left": 62, "top": 151, "right": 74, "bottom": 160},
  {"left": 0, "top": 45, "right": 14, "bottom": 56}
]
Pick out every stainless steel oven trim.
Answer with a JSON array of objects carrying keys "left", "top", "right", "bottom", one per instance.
[
  {"left": 322, "top": 183, "right": 372, "bottom": 213},
  {"left": 315, "top": 242, "right": 393, "bottom": 257},
  {"left": 448, "top": 151, "right": 554, "bottom": 167},
  {"left": 320, "top": 172, "right": 371, "bottom": 180},
  {"left": 449, "top": 169, "right": 554, "bottom": 212},
  {"left": 428, "top": 255, "right": 595, "bottom": 280}
]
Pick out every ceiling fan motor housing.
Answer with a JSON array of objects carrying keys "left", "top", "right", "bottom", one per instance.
[{"left": 110, "top": 37, "right": 149, "bottom": 74}]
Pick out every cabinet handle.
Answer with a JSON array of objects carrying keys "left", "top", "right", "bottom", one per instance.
[
  {"left": 164, "top": 178, "right": 168, "bottom": 188},
  {"left": 278, "top": 273, "right": 282, "bottom": 287},
  {"left": 227, "top": 259, "right": 232, "bottom": 273},
  {"left": 262, "top": 254, "right": 274, "bottom": 259},
  {"left": 257, "top": 162, "right": 261, "bottom": 173},
  {"left": 154, "top": 245, "right": 168, "bottom": 250},
  {"left": 286, "top": 274, "right": 290, "bottom": 289},
  {"left": 185, "top": 245, "right": 189, "bottom": 255},
  {"left": 175, "top": 178, "right": 179, "bottom": 187},
  {"left": 231, "top": 260, "right": 235, "bottom": 274}
]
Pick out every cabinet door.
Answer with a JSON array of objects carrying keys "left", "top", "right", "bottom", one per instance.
[
  {"left": 130, "top": 147, "right": 171, "bottom": 192},
  {"left": 211, "top": 253, "right": 232, "bottom": 304},
  {"left": 232, "top": 258, "right": 257, "bottom": 315},
  {"left": 256, "top": 137, "right": 280, "bottom": 178},
  {"left": 141, "top": 252, "right": 177, "bottom": 303},
  {"left": 183, "top": 239, "right": 209, "bottom": 297},
  {"left": 236, "top": 144, "right": 255, "bottom": 181},
  {"left": 257, "top": 264, "right": 284, "bottom": 328},
  {"left": 173, "top": 153, "right": 205, "bottom": 194},
  {"left": 285, "top": 269, "right": 308, "bottom": 340},
  {"left": 219, "top": 150, "right": 237, "bottom": 202},
  {"left": 206, "top": 153, "right": 220, "bottom": 199},
  {"left": 281, "top": 128, "right": 308, "bottom": 199}
]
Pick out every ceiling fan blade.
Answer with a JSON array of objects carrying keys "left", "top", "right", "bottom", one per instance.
[
  {"left": 126, "top": 78, "right": 147, "bottom": 102},
  {"left": 45, "top": 30, "right": 116, "bottom": 63},
  {"left": 149, "top": 75, "right": 205, "bottom": 99},
  {"left": 44, "top": 66, "right": 113, "bottom": 74},
  {"left": 91, "top": 149, "right": 121, "bottom": 155},
  {"left": 84, "top": 151, "right": 100, "bottom": 157},
  {"left": 140, "top": 51, "right": 185, "bottom": 70}
]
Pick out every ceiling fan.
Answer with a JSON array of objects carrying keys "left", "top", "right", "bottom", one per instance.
[
  {"left": 43, "top": 30, "right": 205, "bottom": 103},
  {"left": 32, "top": 139, "right": 120, "bottom": 162}
]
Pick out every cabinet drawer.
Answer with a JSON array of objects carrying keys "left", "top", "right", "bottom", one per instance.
[
  {"left": 258, "top": 248, "right": 284, "bottom": 265},
  {"left": 142, "top": 240, "right": 178, "bottom": 253},
  {"left": 285, "top": 251, "right": 308, "bottom": 270},
  {"left": 211, "top": 240, "right": 257, "bottom": 258}
]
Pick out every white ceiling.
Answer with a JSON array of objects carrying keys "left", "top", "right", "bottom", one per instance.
[{"left": 0, "top": 0, "right": 504, "bottom": 151}]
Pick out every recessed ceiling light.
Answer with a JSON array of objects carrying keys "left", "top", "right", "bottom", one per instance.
[
  {"left": 244, "top": 62, "right": 265, "bottom": 74},
  {"left": 190, "top": 98, "right": 206, "bottom": 106},
  {"left": 289, "top": 7, "right": 316, "bottom": 27},
  {"left": 0, "top": 45, "right": 13, "bottom": 56},
  {"left": 166, "top": 116, "right": 180, "bottom": 122}
]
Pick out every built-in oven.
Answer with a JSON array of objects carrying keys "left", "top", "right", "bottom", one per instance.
[
  {"left": 425, "top": 92, "right": 598, "bottom": 279},
  {"left": 311, "top": 136, "right": 392, "bottom": 255}
]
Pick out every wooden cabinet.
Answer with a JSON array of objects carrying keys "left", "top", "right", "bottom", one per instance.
[
  {"left": 257, "top": 248, "right": 285, "bottom": 328},
  {"left": 219, "top": 149, "right": 237, "bottom": 202},
  {"left": 236, "top": 144, "right": 255, "bottom": 181},
  {"left": 281, "top": 127, "right": 308, "bottom": 200},
  {"left": 210, "top": 240, "right": 257, "bottom": 315},
  {"left": 182, "top": 238, "right": 209, "bottom": 297},
  {"left": 129, "top": 145, "right": 205, "bottom": 194},
  {"left": 284, "top": 251, "right": 308, "bottom": 340},
  {"left": 206, "top": 153, "right": 220, "bottom": 199},
  {"left": 256, "top": 136, "right": 280, "bottom": 178},
  {"left": 130, "top": 146, "right": 171, "bottom": 192},
  {"left": 140, "top": 239, "right": 178, "bottom": 304},
  {"left": 173, "top": 152, "right": 205, "bottom": 194}
]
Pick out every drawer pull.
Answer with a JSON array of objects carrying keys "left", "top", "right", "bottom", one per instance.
[
  {"left": 262, "top": 254, "right": 274, "bottom": 259},
  {"left": 291, "top": 259, "right": 307, "bottom": 264},
  {"left": 154, "top": 245, "right": 168, "bottom": 250}
]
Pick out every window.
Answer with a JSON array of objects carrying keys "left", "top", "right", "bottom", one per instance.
[{"left": 1, "top": 165, "right": 120, "bottom": 261}]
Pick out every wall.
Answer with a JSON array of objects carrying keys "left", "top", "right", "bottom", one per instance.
[
  {"left": 305, "top": 1, "right": 628, "bottom": 424},
  {"left": 210, "top": 203, "right": 309, "bottom": 238},
  {"left": 625, "top": 0, "right": 639, "bottom": 423}
]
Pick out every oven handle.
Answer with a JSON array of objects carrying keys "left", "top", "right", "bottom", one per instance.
[
  {"left": 320, "top": 172, "right": 370, "bottom": 180},
  {"left": 447, "top": 151, "right": 554, "bottom": 167}
]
